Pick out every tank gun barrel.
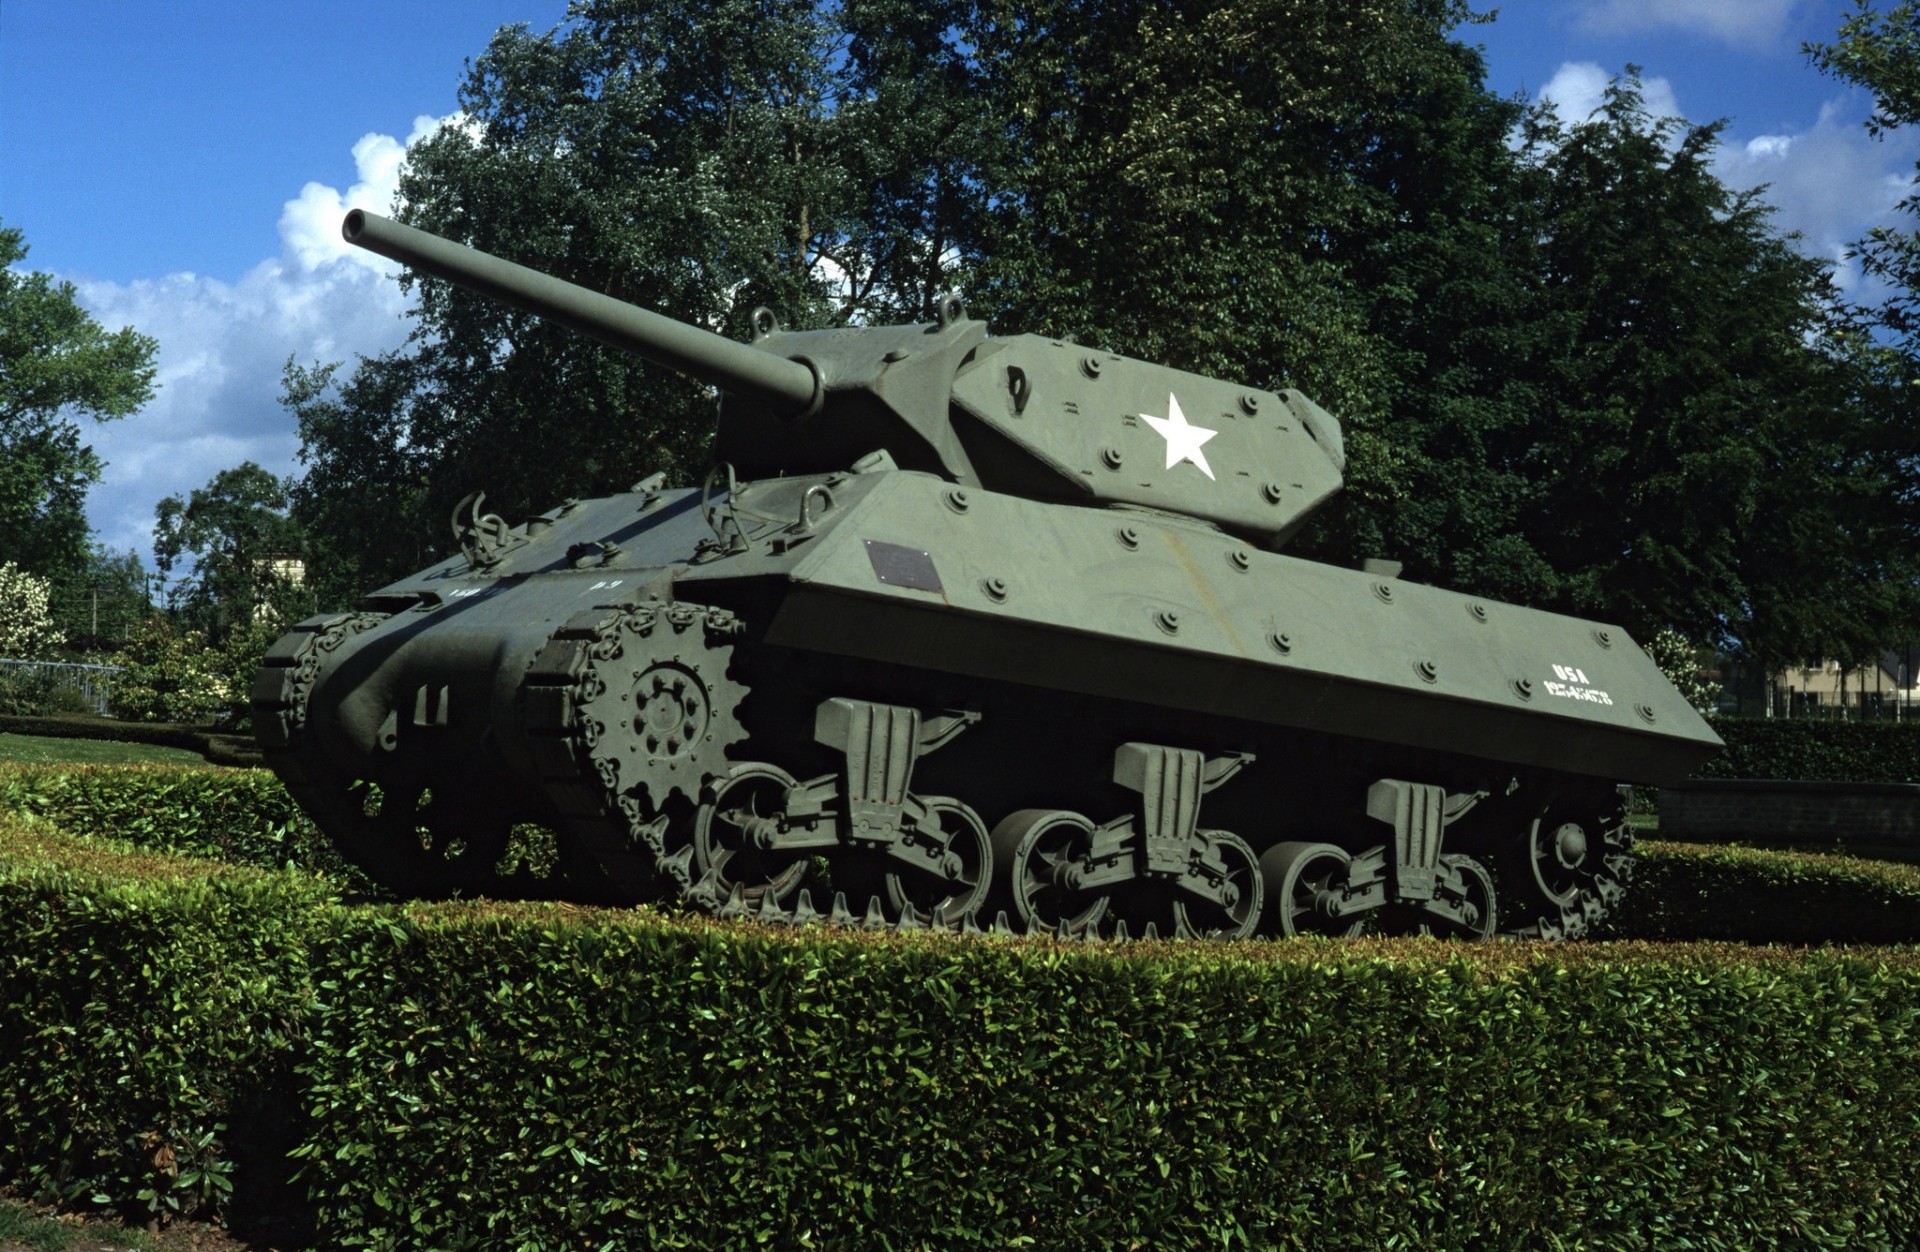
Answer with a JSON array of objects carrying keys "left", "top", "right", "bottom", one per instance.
[{"left": 341, "top": 209, "right": 821, "bottom": 417}]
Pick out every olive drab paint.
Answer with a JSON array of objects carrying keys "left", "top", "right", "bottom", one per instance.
[{"left": 254, "top": 211, "right": 1720, "bottom": 942}]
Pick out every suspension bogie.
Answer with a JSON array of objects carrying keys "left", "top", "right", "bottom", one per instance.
[{"left": 257, "top": 593, "right": 1637, "bottom": 940}]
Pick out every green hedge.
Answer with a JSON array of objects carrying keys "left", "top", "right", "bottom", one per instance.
[
  {"left": 1613, "top": 840, "right": 1920, "bottom": 945},
  {"left": 0, "top": 714, "right": 260, "bottom": 767},
  {"left": 7, "top": 778, "right": 1920, "bottom": 1248},
  {"left": 0, "top": 820, "right": 332, "bottom": 1230},
  {"left": 1696, "top": 717, "right": 1920, "bottom": 783},
  {"left": 291, "top": 908, "right": 1920, "bottom": 1251},
  {"left": 0, "top": 764, "right": 370, "bottom": 894}
]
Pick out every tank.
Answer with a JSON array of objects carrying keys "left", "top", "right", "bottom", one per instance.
[{"left": 253, "top": 208, "right": 1722, "bottom": 941}]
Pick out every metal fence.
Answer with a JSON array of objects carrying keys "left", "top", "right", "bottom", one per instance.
[
  {"left": 1722, "top": 690, "right": 1920, "bottom": 721},
  {"left": 0, "top": 658, "right": 125, "bottom": 717}
]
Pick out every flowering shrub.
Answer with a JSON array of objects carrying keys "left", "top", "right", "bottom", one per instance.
[
  {"left": 1644, "top": 627, "right": 1719, "bottom": 712},
  {"left": 0, "top": 563, "right": 63, "bottom": 659},
  {"left": 108, "top": 618, "right": 244, "bottom": 724}
]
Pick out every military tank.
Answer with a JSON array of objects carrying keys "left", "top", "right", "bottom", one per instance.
[{"left": 254, "top": 208, "right": 1721, "bottom": 941}]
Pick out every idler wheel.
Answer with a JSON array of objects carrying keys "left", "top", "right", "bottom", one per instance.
[
  {"left": 990, "top": 809, "right": 1111, "bottom": 937},
  {"left": 693, "top": 762, "right": 810, "bottom": 913},
  {"left": 1535, "top": 821, "right": 1591, "bottom": 900},
  {"left": 1171, "top": 830, "right": 1265, "bottom": 941},
  {"left": 1260, "top": 841, "right": 1370, "bottom": 938},
  {"left": 884, "top": 796, "right": 992, "bottom": 925}
]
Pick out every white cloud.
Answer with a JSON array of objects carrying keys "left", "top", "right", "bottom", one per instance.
[
  {"left": 1534, "top": 65, "right": 1920, "bottom": 299},
  {"left": 1538, "top": 61, "right": 1682, "bottom": 127},
  {"left": 1572, "top": 0, "right": 1800, "bottom": 51},
  {"left": 1713, "top": 98, "right": 1920, "bottom": 294},
  {"left": 66, "top": 119, "right": 469, "bottom": 567},
  {"left": 280, "top": 113, "right": 463, "bottom": 272}
]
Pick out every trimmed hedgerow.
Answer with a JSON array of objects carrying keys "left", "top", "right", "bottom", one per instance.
[
  {"left": 1696, "top": 718, "right": 1920, "bottom": 783},
  {"left": 293, "top": 908, "right": 1920, "bottom": 1251},
  {"left": 6, "top": 783, "right": 1920, "bottom": 1249},
  {"left": 1613, "top": 840, "right": 1920, "bottom": 945},
  {"left": 0, "top": 816, "right": 334, "bottom": 1228},
  {"left": 0, "top": 714, "right": 260, "bottom": 767},
  {"left": 0, "top": 764, "right": 370, "bottom": 893}
]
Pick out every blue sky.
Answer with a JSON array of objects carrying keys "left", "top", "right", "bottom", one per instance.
[{"left": 2, "top": 0, "right": 1916, "bottom": 567}]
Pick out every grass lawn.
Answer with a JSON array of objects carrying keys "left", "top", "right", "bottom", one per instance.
[{"left": 0, "top": 733, "right": 204, "bottom": 767}]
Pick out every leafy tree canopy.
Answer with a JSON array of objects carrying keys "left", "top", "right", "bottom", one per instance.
[
  {"left": 288, "top": 3, "right": 1920, "bottom": 670},
  {"left": 0, "top": 218, "right": 157, "bottom": 586},
  {"left": 1494, "top": 79, "right": 1918, "bottom": 662},
  {"left": 293, "top": 0, "right": 914, "bottom": 590},
  {"left": 46, "top": 544, "right": 154, "bottom": 653},
  {"left": 154, "top": 461, "right": 310, "bottom": 644},
  {"left": 1810, "top": 1, "right": 1920, "bottom": 349}
]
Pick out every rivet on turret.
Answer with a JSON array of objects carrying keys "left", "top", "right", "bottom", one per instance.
[
  {"left": 944, "top": 487, "right": 971, "bottom": 513},
  {"left": 1116, "top": 525, "right": 1141, "bottom": 550},
  {"left": 1081, "top": 355, "right": 1104, "bottom": 379},
  {"left": 1154, "top": 609, "right": 1181, "bottom": 634},
  {"left": 1469, "top": 603, "right": 1489, "bottom": 623},
  {"left": 1636, "top": 703, "right": 1658, "bottom": 723},
  {"left": 1594, "top": 629, "right": 1615, "bottom": 648},
  {"left": 1373, "top": 582, "right": 1396, "bottom": 604},
  {"left": 1269, "top": 631, "right": 1293, "bottom": 655},
  {"left": 1513, "top": 678, "right": 1535, "bottom": 700},
  {"left": 1417, "top": 659, "right": 1439, "bottom": 683},
  {"left": 982, "top": 577, "right": 1009, "bottom": 602},
  {"left": 1228, "top": 549, "right": 1251, "bottom": 572},
  {"left": 1262, "top": 482, "right": 1285, "bottom": 505},
  {"left": 1240, "top": 393, "right": 1262, "bottom": 415},
  {"left": 1100, "top": 445, "right": 1124, "bottom": 469}
]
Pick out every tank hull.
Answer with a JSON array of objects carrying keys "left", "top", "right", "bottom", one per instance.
[{"left": 257, "top": 467, "right": 1718, "bottom": 938}]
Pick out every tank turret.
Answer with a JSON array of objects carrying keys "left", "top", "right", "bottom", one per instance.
[
  {"left": 256, "top": 212, "right": 1720, "bottom": 942},
  {"left": 344, "top": 210, "right": 1345, "bottom": 546}
]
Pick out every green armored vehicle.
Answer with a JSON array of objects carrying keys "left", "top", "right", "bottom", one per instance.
[{"left": 254, "top": 209, "right": 1721, "bottom": 941}]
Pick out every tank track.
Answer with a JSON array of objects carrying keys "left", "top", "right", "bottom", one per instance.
[
  {"left": 263, "top": 604, "right": 1638, "bottom": 940},
  {"left": 517, "top": 602, "right": 749, "bottom": 902},
  {"left": 518, "top": 600, "right": 993, "bottom": 933},
  {"left": 1495, "top": 790, "right": 1636, "bottom": 940},
  {"left": 254, "top": 611, "right": 527, "bottom": 897}
]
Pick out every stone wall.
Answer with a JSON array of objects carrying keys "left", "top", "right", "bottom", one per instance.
[{"left": 1660, "top": 778, "right": 1920, "bottom": 850}]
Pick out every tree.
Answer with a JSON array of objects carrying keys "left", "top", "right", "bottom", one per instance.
[
  {"left": 153, "top": 462, "right": 310, "bottom": 643},
  {"left": 282, "top": 356, "right": 437, "bottom": 608},
  {"left": 294, "top": 0, "right": 928, "bottom": 592},
  {"left": 0, "top": 218, "right": 158, "bottom": 585},
  {"left": 288, "top": 3, "right": 1912, "bottom": 675},
  {"left": 1809, "top": 2, "right": 1920, "bottom": 353},
  {"left": 296, "top": 0, "right": 1507, "bottom": 592},
  {"left": 935, "top": 0, "right": 1488, "bottom": 415},
  {"left": 108, "top": 616, "right": 255, "bottom": 725},
  {"left": 1499, "top": 80, "right": 1920, "bottom": 658},
  {"left": 1289, "top": 71, "right": 1917, "bottom": 663},
  {"left": 48, "top": 544, "right": 154, "bottom": 653}
]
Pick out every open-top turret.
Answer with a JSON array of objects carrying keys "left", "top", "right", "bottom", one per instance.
[
  {"left": 345, "top": 209, "right": 1345, "bottom": 546},
  {"left": 259, "top": 212, "right": 1719, "bottom": 940}
]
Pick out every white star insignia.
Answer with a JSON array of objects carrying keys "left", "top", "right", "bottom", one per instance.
[{"left": 1139, "top": 393, "right": 1219, "bottom": 481}]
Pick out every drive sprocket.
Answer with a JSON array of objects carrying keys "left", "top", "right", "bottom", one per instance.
[{"left": 521, "top": 602, "right": 750, "bottom": 897}]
